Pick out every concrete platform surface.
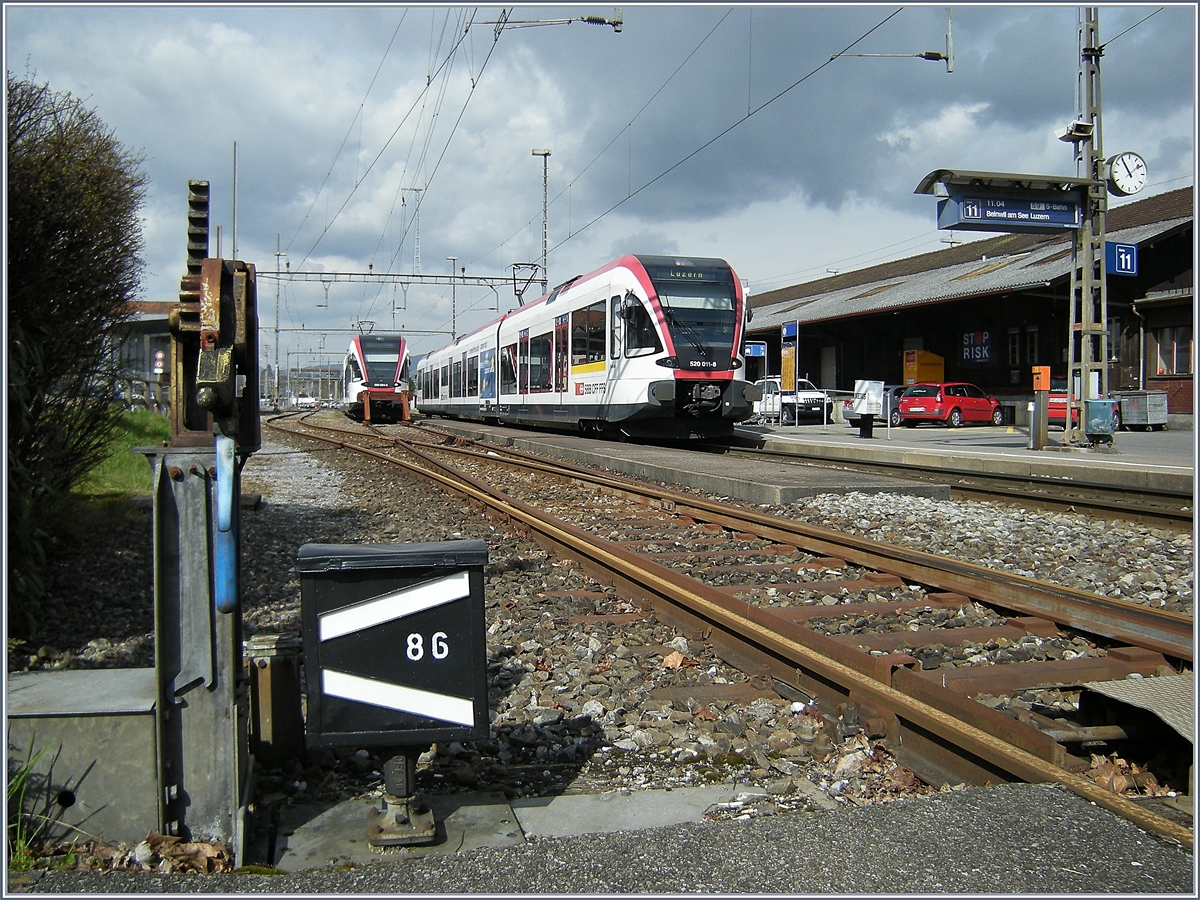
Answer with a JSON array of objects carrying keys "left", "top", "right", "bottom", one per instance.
[
  {"left": 425, "top": 422, "right": 952, "bottom": 505},
  {"left": 15, "top": 783, "right": 1194, "bottom": 893},
  {"left": 273, "top": 783, "right": 741, "bottom": 873},
  {"left": 273, "top": 792, "right": 525, "bottom": 873}
]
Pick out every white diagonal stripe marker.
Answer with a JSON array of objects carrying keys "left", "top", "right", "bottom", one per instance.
[
  {"left": 322, "top": 670, "right": 475, "bottom": 726},
  {"left": 318, "top": 571, "right": 470, "bottom": 641}
]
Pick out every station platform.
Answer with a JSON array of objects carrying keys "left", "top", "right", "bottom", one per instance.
[
  {"left": 738, "top": 419, "right": 1194, "bottom": 494},
  {"left": 416, "top": 417, "right": 1193, "bottom": 507}
]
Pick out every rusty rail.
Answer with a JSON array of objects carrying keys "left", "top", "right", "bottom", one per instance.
[{"left": 267, "top": 417, "right": 1193, "bottom": 848}]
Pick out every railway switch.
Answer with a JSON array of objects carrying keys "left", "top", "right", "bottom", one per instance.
[{"left": 298, "top": 540, "right": 491, "bottom": 847}]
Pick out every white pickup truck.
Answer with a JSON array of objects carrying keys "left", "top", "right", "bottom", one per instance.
[{"left": 751, "top": 376, "right": 831, "bottom": 425}]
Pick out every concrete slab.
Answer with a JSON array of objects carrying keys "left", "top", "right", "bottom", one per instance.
[
  {"left": 273, "top": 792, "right": 523, "bottom": 873},
  {"left": 510, "top": 784, "right": 740, "bottom": 838},
  {"left": 272, "top": 784, "right": 750, "bottom": 871}
]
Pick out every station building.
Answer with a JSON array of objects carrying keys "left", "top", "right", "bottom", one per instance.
[
  {"left": 109, "top": 299, "right": 174, "bottom": 412},
  {"left": 746, "top": 186, "right": 1193, "bottom": 427}
]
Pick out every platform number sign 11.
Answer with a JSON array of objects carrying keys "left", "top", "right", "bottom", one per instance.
[{"left": 1106, "top": 242, "right": 1138, "bottom": 277}]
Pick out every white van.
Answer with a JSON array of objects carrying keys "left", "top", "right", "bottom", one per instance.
[{"left": 752, "top": 377, "right": 831, "bottom": 424}]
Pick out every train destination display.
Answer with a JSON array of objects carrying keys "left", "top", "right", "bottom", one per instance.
[{"left": 937, "top": 193, "right": 1082, "bottom": 233}]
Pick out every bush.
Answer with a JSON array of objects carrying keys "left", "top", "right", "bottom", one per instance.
[{"left": 6, "top": 74, "right": 148, "bottom": 640}]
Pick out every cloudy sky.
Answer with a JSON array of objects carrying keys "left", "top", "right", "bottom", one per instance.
[{"left": 6, "top": 3, "right": 1194, "bottom": 367}]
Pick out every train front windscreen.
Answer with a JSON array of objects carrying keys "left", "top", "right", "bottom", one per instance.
[
  {"left": 650, "top": 276, "right": 738, "bottom": 372},
  {"left": 359, "top": 336, "right": 404, "bottom": 386}
]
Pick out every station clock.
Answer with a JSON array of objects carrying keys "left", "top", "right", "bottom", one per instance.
[{"left": 1106, "top": 151, "right": 1148, "bottom": 197}]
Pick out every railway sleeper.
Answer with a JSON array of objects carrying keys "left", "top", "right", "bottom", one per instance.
[
  {"left": 720, "top": 574, "right": 905, "bottom": 598},
  {"left": 824, "top": 619, "right": 1058, "bottom": 654},
  {"left": 707, "top": 559, "right": 849, "bottom": 576},
  {"left": 768, "top": 595, "right": 974, "bottom": 623},
  {"left": 637, "top": 545, "right": 805, "bottom": 563},
  {"left": 620, "top": 536, "right": 756, "bottom": 551},
  {"left": 910, "top": 652, "right": 1170, "bottom": 698}
]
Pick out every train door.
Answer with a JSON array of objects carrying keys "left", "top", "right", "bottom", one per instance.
[
  {"left": 518, "top": 329, "right": 530, "bottom": 413},
  {"left": 554, "top": 314, "right": 569, "bottom": 417},
  {"left": 602, "top": 292, "right": 626, "bottom": 423},
  {"left": 478, "top": 348, "right": 496, "bottom": 414}
]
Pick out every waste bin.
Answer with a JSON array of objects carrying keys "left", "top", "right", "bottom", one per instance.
[
  {"left": 1083, "top": 398, "right": 1119, "bottom": 445},
  {"left": 1112, "top": 390, "right": 1169, "bottom": 430},
  {"left": 298, "top": 540, "right": 490, "bottom": 750}
]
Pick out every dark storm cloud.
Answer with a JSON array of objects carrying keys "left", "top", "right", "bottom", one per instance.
[
  {"left": 528, "top": 4, "right": 1191, "bottom": 227},
  {"left": 6, "top": 3, "right": 1192, "bottom": 344}
]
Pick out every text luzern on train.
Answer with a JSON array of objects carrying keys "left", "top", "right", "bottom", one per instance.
[{"left": 413, "top": 254, "right": 762, "bottom": 440}]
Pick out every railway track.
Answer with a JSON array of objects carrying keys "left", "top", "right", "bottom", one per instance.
[
  {"left": 708, "top": 437, "right": 1194, "bottom": 528},
  {"left": 266, "top": 412, "right": 1193, "bottom": 847}
]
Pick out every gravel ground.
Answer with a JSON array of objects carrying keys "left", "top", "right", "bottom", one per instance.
[
  {"left": 785, "top": 492, "right": 1193, "bottom": 616},
  {"left": 10, "top": 423, "right": 1194, "bottom": 870}
]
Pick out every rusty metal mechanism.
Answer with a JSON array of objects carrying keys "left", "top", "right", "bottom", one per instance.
[
  {"left": 367, "top": 751, "right": 436, "bottom": 849},
  {"left": 169, "top": 179, "right": 260, "bottom": 452},
  {"left": 146, "top": 180, "right": 262, "bottom": 856}
]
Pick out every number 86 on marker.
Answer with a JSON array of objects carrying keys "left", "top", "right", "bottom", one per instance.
[{"left": 406, "top": 631, "right": 449, "bottom": 661}]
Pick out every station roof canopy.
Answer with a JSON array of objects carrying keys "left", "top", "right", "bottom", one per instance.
[
  {"left": 748, "top": 186, "right": 1192, "bottom": 330},
  {"left": 914, "top": 168, "right": 1099, "bottom": 195}
]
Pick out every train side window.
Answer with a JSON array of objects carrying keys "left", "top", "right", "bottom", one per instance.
[
  {"left": 452, "top": 360, "right": 463, "bottom": 398},
  {"left": 501, "top": 343, "right": 518, "bottom": 394},
  {"left": 467, "top": 356, "right": 479, "bottom": 396},
  {"left": 440, "top": 365, "right": 449, "bottom": 397},
  {"left": 624, "top": 293, "right": 662, "bottom": 357},
  {"left": 610, "top": 295, "right": 622, "bottom": 360},
  {"left": 572, "top": 300, "right": 606, "bottom": 365},
  {"left": 529, "top": 332, "right": 553, "bottom": 392}
]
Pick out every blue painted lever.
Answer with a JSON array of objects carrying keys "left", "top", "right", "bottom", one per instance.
[{"left": 214, "top": 434, "right": 238, "bottom": 613}]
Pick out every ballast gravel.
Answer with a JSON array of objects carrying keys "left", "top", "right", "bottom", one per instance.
[{"left": 13, "top": 425, "right": 1194, "bottom": 837}]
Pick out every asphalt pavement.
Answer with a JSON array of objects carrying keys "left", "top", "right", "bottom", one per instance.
[{"left": 11, "top": 783, "right": 1194, "bottom": 893}]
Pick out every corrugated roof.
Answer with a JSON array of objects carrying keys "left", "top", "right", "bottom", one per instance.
[{"left": 751, "top": 186, "right": 1193, "bottom": 328}]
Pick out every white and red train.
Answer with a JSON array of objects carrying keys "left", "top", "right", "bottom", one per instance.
[
  {"left": 413, "top": 254, "right": 761, "bottom": 439},
  {"left": 342, "top": 333, "right": 412, "bottom": 422}
]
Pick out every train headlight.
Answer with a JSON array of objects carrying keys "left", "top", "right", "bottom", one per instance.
[{"left": 655, "top": 356, "right": 679, "bottom": 368}]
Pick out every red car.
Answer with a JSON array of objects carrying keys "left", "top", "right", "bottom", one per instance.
[
  {"left": 1046, "top": 379, "right": 1078, "bottom": 429},
  {"left": 899, "top": 382, "right": 1004, "bottom": 427}
]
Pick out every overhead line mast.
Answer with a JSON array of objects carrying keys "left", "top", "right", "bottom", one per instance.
[{"left": 1062, "top": 8, "right": 1110, "bottom": 445}]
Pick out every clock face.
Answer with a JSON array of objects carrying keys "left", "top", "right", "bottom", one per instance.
[{"left": 1108, "top": 152, "right": 1147, "bottom": 196}]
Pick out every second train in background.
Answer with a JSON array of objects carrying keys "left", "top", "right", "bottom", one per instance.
[{"left": 342, "top": 332, "right": 412, "bottom": 422}]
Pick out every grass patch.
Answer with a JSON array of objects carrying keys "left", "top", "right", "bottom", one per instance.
[
  {"left": 74, "top": 410, "right": 170, "bottom": 499},
  {"left": 7, "top": 742, "right": 49, "bottom": 872}
]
